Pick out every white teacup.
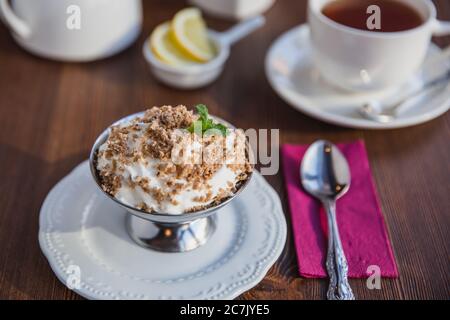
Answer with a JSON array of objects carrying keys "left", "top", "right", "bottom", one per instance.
[
  {"left": 0, "top": 0, "right": 142, "bottom": 61},
  {"left": 308, "top": 0, "right": 450, "bottom": 92}
]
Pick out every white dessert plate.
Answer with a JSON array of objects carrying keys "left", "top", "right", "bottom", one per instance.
[
  {"left": 39, "top": 161, "right": 287, "bottom": 300},
  {"left": 265, "top": 24, "right": 450, "bottom": 129}
]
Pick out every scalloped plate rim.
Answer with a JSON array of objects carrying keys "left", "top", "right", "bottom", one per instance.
[{"left": 38, "top": 161, "right": 287, "bottom": 300}]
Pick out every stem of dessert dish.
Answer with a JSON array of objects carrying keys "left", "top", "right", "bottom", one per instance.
[{"left": 126, "top": 213, "right": 217, "bottom": 252}]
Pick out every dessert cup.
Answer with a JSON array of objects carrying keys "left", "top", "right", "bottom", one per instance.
[{"left": 89, "top": 112, "right": 253, "bottom": 252}]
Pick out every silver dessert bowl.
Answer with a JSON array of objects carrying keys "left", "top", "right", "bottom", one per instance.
[{"left": 89, "top": 111, "right": 253, "bottom": 252}]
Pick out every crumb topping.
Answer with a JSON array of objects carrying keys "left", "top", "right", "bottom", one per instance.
[{"left": 96, "top": 105, "right": 252, "bottom": 214}]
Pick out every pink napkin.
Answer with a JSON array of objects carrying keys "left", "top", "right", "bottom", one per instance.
[{"left": 282, "top": 140, "right": 398, "bottom": 278}]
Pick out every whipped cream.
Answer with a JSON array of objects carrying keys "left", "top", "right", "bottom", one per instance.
[{"left": 95, "top": 106, "right": 251, "bottom": 214}]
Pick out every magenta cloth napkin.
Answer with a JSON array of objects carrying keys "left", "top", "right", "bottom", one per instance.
[{"left": 282, "top": 140, "right": 398, "bottom": 278}]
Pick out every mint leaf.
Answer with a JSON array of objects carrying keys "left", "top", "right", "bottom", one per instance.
[
  {"left": 196, "top": 104, "right": 209, "bottom": 122},
  {"left": 212, "top": 123, "right": 228, "bottom": 136},
  {"left": 187, "top": 104, "right": 228, "bottom": 136},
  {"left": 187, "top": 120, "right": 203, "bottom": 133},
  {"left": 202, "top": 118, "right": 214, "bottom": 131}
]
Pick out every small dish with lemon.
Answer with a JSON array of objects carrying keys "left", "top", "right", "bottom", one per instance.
[{"left": 143, "top": 8, "right": 265, "bottom": 89}]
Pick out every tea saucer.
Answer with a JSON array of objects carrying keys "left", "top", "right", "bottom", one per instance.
[
  {"left": 265, "top": 24, "right": 450, "bottom": 129},
  {"left": 39, "top": 161, "right": 287, "bottom": 300}
]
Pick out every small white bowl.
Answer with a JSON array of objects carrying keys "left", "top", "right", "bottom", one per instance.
[
  {"left": 143, "top": 34, "right": 229, "bottom": 89},
  {"left": 142, "top": 16, "right": 265, "bottom": 89}
]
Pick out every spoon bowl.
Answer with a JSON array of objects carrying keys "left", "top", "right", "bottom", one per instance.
[{"left": 301, "top": 140, "right": 350, "bottom": 200}]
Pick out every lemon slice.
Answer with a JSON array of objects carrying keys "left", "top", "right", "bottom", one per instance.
[
  {"left": 171, "top": 8, "right": 215, "bottom": 62},
  {"left": 150, "top": 22, "right": 195, "bottom": 66}
]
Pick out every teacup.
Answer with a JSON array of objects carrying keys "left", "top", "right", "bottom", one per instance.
[
  {"left": 308, "top": 0, "right": 450, "bottom": 92},
  {"left": 0, "top": 0, "right": 142, "bottom": 61}
]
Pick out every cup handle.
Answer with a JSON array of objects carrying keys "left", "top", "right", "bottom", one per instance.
[
  {"left": 432, "top": 19, "right": 450, "bottom": 37},
  {"left": 0, "top": 0, "right": 31, "bottom": 39}
]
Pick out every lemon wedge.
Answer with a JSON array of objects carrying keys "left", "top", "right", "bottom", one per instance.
[
  {"left": 171, "top": 8, "right": 215, "bottom": 62},
  {"left": 150, "top": 22, "right": 195, "bottom": 66}
]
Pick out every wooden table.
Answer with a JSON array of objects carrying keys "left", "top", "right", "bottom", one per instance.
[{"left": 0, "top": 0, "right": 449, "bottom": 300}]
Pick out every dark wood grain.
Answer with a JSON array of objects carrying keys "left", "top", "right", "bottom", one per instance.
[{"left": 0, "top": 0, "right": 449, "bottom": 300}]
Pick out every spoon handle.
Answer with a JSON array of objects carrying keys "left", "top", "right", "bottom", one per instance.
[
  {"left": 391, "top": 69, "right": 450, "bottom": 114},
  {"left": 324, "top": 200, "right": 355, "bottom": 300},
  {"left": 216, "top": 16, "right": 265, "bottom": 46}
]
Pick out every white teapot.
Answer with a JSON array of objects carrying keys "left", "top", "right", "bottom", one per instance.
[{"left": 0, "top": 0, "right": 142, "bottom": 61}]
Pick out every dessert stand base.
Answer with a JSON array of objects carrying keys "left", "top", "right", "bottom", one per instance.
[{"left": 126, "top": 214, "right": 217, "bottom": 252}]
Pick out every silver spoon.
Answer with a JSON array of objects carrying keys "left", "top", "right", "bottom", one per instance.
[
  {"left": 300, "top": 140, "right": 355, "bottom": 300},
  {"left": 359, "top": 70, "right": 450, "bottom": 123},
  {"left": 359, "top": 46, "right": 450, "bottom": 123}
]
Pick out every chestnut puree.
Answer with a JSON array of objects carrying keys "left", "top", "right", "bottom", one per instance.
[{"left": 322, "top": 0, "right": 424, "bottom": 32}]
